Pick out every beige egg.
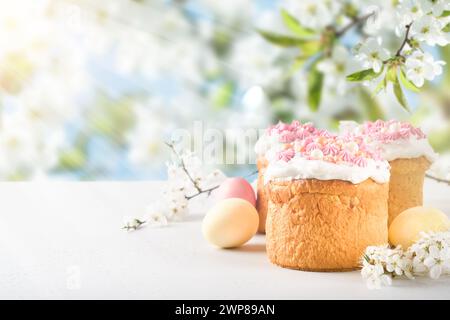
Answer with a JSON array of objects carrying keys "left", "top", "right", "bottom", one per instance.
[
  {"left": 389, "top": 206, "right": 450, "bottom": 249},
  {"left": 202, "top": 198, "right": 259, "bottom": 248}
]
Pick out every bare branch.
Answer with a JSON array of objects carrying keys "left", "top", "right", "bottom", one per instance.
[
  {"left": 165, "top": 141, "right": 221, "bottom": 200},
  {"left": 336, "top": 12, "right": 375, "bottom": 38},
  {"left": 426, "top": 174, "right": 450, "bottom": 186},
  {"left": 396, "top": 23, "right": 412, "bottom": 57}
]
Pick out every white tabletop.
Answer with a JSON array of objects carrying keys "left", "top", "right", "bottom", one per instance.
[{"left": 0, "top": 179, "right": 449, "bottom": 300}]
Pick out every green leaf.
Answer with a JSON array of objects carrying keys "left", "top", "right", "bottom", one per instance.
[
  {"left": 287, "top": 56, "right": 308, "bottom": 77},
  {"left": 441, "top": 10, "right": 450, "bottom": 17},
  {"left": 399, "top": 69, "right": 420, "bottom": 93},
  {"left": 299, "top": 41, "right": 321, "bottom": 56},
  {"left": 373, "top": 76, "right": 387, "bottom": 95},
  {"left": 386, "top": 65, "right": 397, "bottom": 82},
  {"left": 346, "top": 68, "right": 382, "bottom": 82},
  {"left": 258, "top": 30, "right": 308, "bottom": 47},
  {"left": 443, "top": 23, "right": 450, "bottom": 33},
  {"left": 280, "top": 9, "right": 316, "bottom": 38},
  {"left": 307, "top": 64, "right": 324, "bottom": 111},
  {"left": 393, "top": 76, "right": 409, "bottom": 111}
]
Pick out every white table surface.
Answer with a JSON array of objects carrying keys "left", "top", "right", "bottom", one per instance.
[{"left": 0, "top": 179, "right": 449, "bottom": 300}]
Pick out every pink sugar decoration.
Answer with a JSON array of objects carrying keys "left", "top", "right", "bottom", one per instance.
[
  {"left": 279, "top": 131, "right": 297, "bottom": 143},
  {"left": 358, "top": 120, "right": 427, "bottom": 143},
  {"left": 322, "top": 144, "right": 339, "bottom": 156},
  {"left": 305, "top": 141, "right": 321, "bottom": 152},
  {"left": 353, "top": 156, "right": 368, "bottom": 167},
  {"left": 339, "top": 150, "right": 355, "bottom": 163},
  {"left": 267, "top": 120, "right": 383, "bottom": 167},
  {"left": 277, "top": 148, "right": 295, "bottom": 162},
  {"left": 295, "top": 128, "right": 310, "bottom": 140}
]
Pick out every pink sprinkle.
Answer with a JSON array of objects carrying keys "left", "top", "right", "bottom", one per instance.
[
  {"left": 322, "top": 144, "right": 339, "bottom": 156},
  {"left": 277, "top": 148, "right": 295, "bottom": 162},
  {"left": 279, "top": 131, "right": 297, "bottom": 143},
  {"left": 305, "top": 142, "right": 321, "bottom": 152},
  {"left": 339, "top": 150, "right": 355, "bottom": 163},
  {"left": 358, "top": 120, "right": 427, "bottom": 143},
  {"left": 353, "top": 156, "right": 368, "bottom": 167}
]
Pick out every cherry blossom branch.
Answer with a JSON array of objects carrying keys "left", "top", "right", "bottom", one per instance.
[
  {"left": 335, "top": 12, "right": 375, "bottom": 38},
  {"left": 165, "top": 141, "right": 220, "bottom": 200},
  {"left": 396, "top": 23, "right": 413, "bottom": 57},
  {"left": 426, "top": 174, "right": 450, "bottom": 186}
]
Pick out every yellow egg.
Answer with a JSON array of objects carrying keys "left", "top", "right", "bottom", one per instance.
[
  {"left": 202, "top": 198, "right": 259, "bottom": 248},
  {"left": 389, "top": 206, "right": 450, "bottom": 249}
]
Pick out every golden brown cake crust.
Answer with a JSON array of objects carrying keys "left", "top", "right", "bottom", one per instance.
[
  {"left": 266, "top": 178, "right": 389, "bottom": 271},
  {"left": 388, "top": 156, "right": 430, "bottom": 225},
  {"left": 256, "top": 157, "right": 269, "bottom": 234}
]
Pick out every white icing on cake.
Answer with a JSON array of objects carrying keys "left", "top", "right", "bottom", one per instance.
[{"left": 264, "top": 155, "right": 390, "bottom": 185}]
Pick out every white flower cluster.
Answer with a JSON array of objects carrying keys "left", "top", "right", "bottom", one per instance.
[
  {"left": 362, "top": 245, "right": 413, "bottom": 289},
  {"left": 354, "top": 0, "right": 449, "bottom": 87},
  {"left": 285, "top": 0, "right": 342, "bottom": 29},
  {"left": 361, "top": 231, "right": 450, "bottom": 289},
  {"left": 409, "top": 231, "right": 450, "bottom": 279},
  {"left": 123, "top": 149, "right": 226, "bottom": 230}
]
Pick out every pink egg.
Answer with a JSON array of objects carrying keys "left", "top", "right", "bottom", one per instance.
[{"left": 215, "top": 177, "right": 256, "bottom": 207}]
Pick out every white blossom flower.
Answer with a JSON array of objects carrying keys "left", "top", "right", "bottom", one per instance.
[
  {"left": 408, "top": 231, "right": 450, "bottom": 279},
  {"left": 405, "top": 51, "right": 446, "bottom": 87},
  {"left": 361, "top": 244, "right": 413, "bottom": 289},
  {"left": 354, "top": 37, "right": 390, "bottom": 73},
  {"left": 285, "top": 0, "right": 341, "bottom": 29},
  {"left": 396, "top": 0, "right": 424, "bottom": 26},
  {"left": 410, "top": 15, "right": 449, "bottom": 46},
  {"left": 164, "top": 184, "right": 189, "bottom": 221},
  {"left": 417, "top": 0, "right": 448, "bottom": 16},
  {"left": 423, "top": 245, "right": 450, "bottom": 279},
  {"left": 317, "top": 46, "right": 355, "bottom": 95},
  {"left": 144, "top": 205, "right": 168, "bottom": 227},
  {"left": 362, "top": 262, "right": 392, "bottom": 290}
]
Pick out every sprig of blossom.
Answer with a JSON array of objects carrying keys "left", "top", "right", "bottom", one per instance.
[
  {"left": 409, "top": 231, "right": 450, "bottom": 279},
  {"left": 347, "top": 0, "right": 449, "bottom": 110},
  {"left": 361, "top": 245, "right": 413, "bottom": 289},
  {"left": 259, "top": 0, "right": 450, "bottom": 111},
  {"left": 361, "top": 231, "right": 450, "bottom": 289},
  {"left": 122, "top": 142, "right": 226, "bottom": 231}
]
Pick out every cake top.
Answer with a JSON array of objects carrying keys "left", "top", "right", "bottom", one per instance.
[
  {"left": 339, "top": 120, "right": 437, "bottom": 162},
  {"left": 276, "top": 133, "right": 382, "bottom": 168},
  {"left": 350, "top": 120, "right": 426, "bottom": 142},
  {"left": 263, "top": 122, "right": 390, "bottom": 185},
  {"left": 255, "top": 120, "right": 327, "bottom": 157},
  {"left": 266, "top": 120, "right": 325, "bottom": 143}
]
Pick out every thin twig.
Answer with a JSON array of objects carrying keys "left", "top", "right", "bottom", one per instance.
[
  {"left": 165, "top": 141, "right": 221, "bottom": 200},
  {"left": 396, "top": 23, "right": 412, "bottom": 57},
  {"left": 335, "top": 12, "right": 375, "bottom": 38},
  {"left": 165, "top": 141, "right": 202, "bottom": 193},
  {"left": 185, "top": 185, "right": 220, "bottom": 200},
  {"left": 426, "top": 174, "right": 450, "bottom": 186}
]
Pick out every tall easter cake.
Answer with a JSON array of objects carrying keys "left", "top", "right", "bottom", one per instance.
[
  {"left": 254, "top": 121, "right": 324, "bottom": 233},
  {"left": 264, "top": 130, "right": 390, "bottom": 271},
  {"left": 340, "top": 120, "right": 437, "bottom": 225}
]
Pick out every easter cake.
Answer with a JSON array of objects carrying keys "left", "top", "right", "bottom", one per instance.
[
  {"left": 263, "top": 131, "right": 390, "bottom": 271},
  {"left": 254, "top": 121, "right": 325, "bottom": 233},
  {"left": 340, "top": 120, "right": 437, "bottom": 225}
]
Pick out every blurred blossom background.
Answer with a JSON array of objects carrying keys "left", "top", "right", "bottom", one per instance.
[{"left": 0, "top": 0, "right": 449, "bottom": 181}]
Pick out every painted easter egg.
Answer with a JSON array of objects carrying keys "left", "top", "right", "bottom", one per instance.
[
  {"left": 215, "top": 177, "right": 256, "bottom": 206},
  {"left": 389, "top": 206, "right": 450, "bottom": 249},
  {"left": 202, "top": 198, "right": 259, "bottom": 248}
]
